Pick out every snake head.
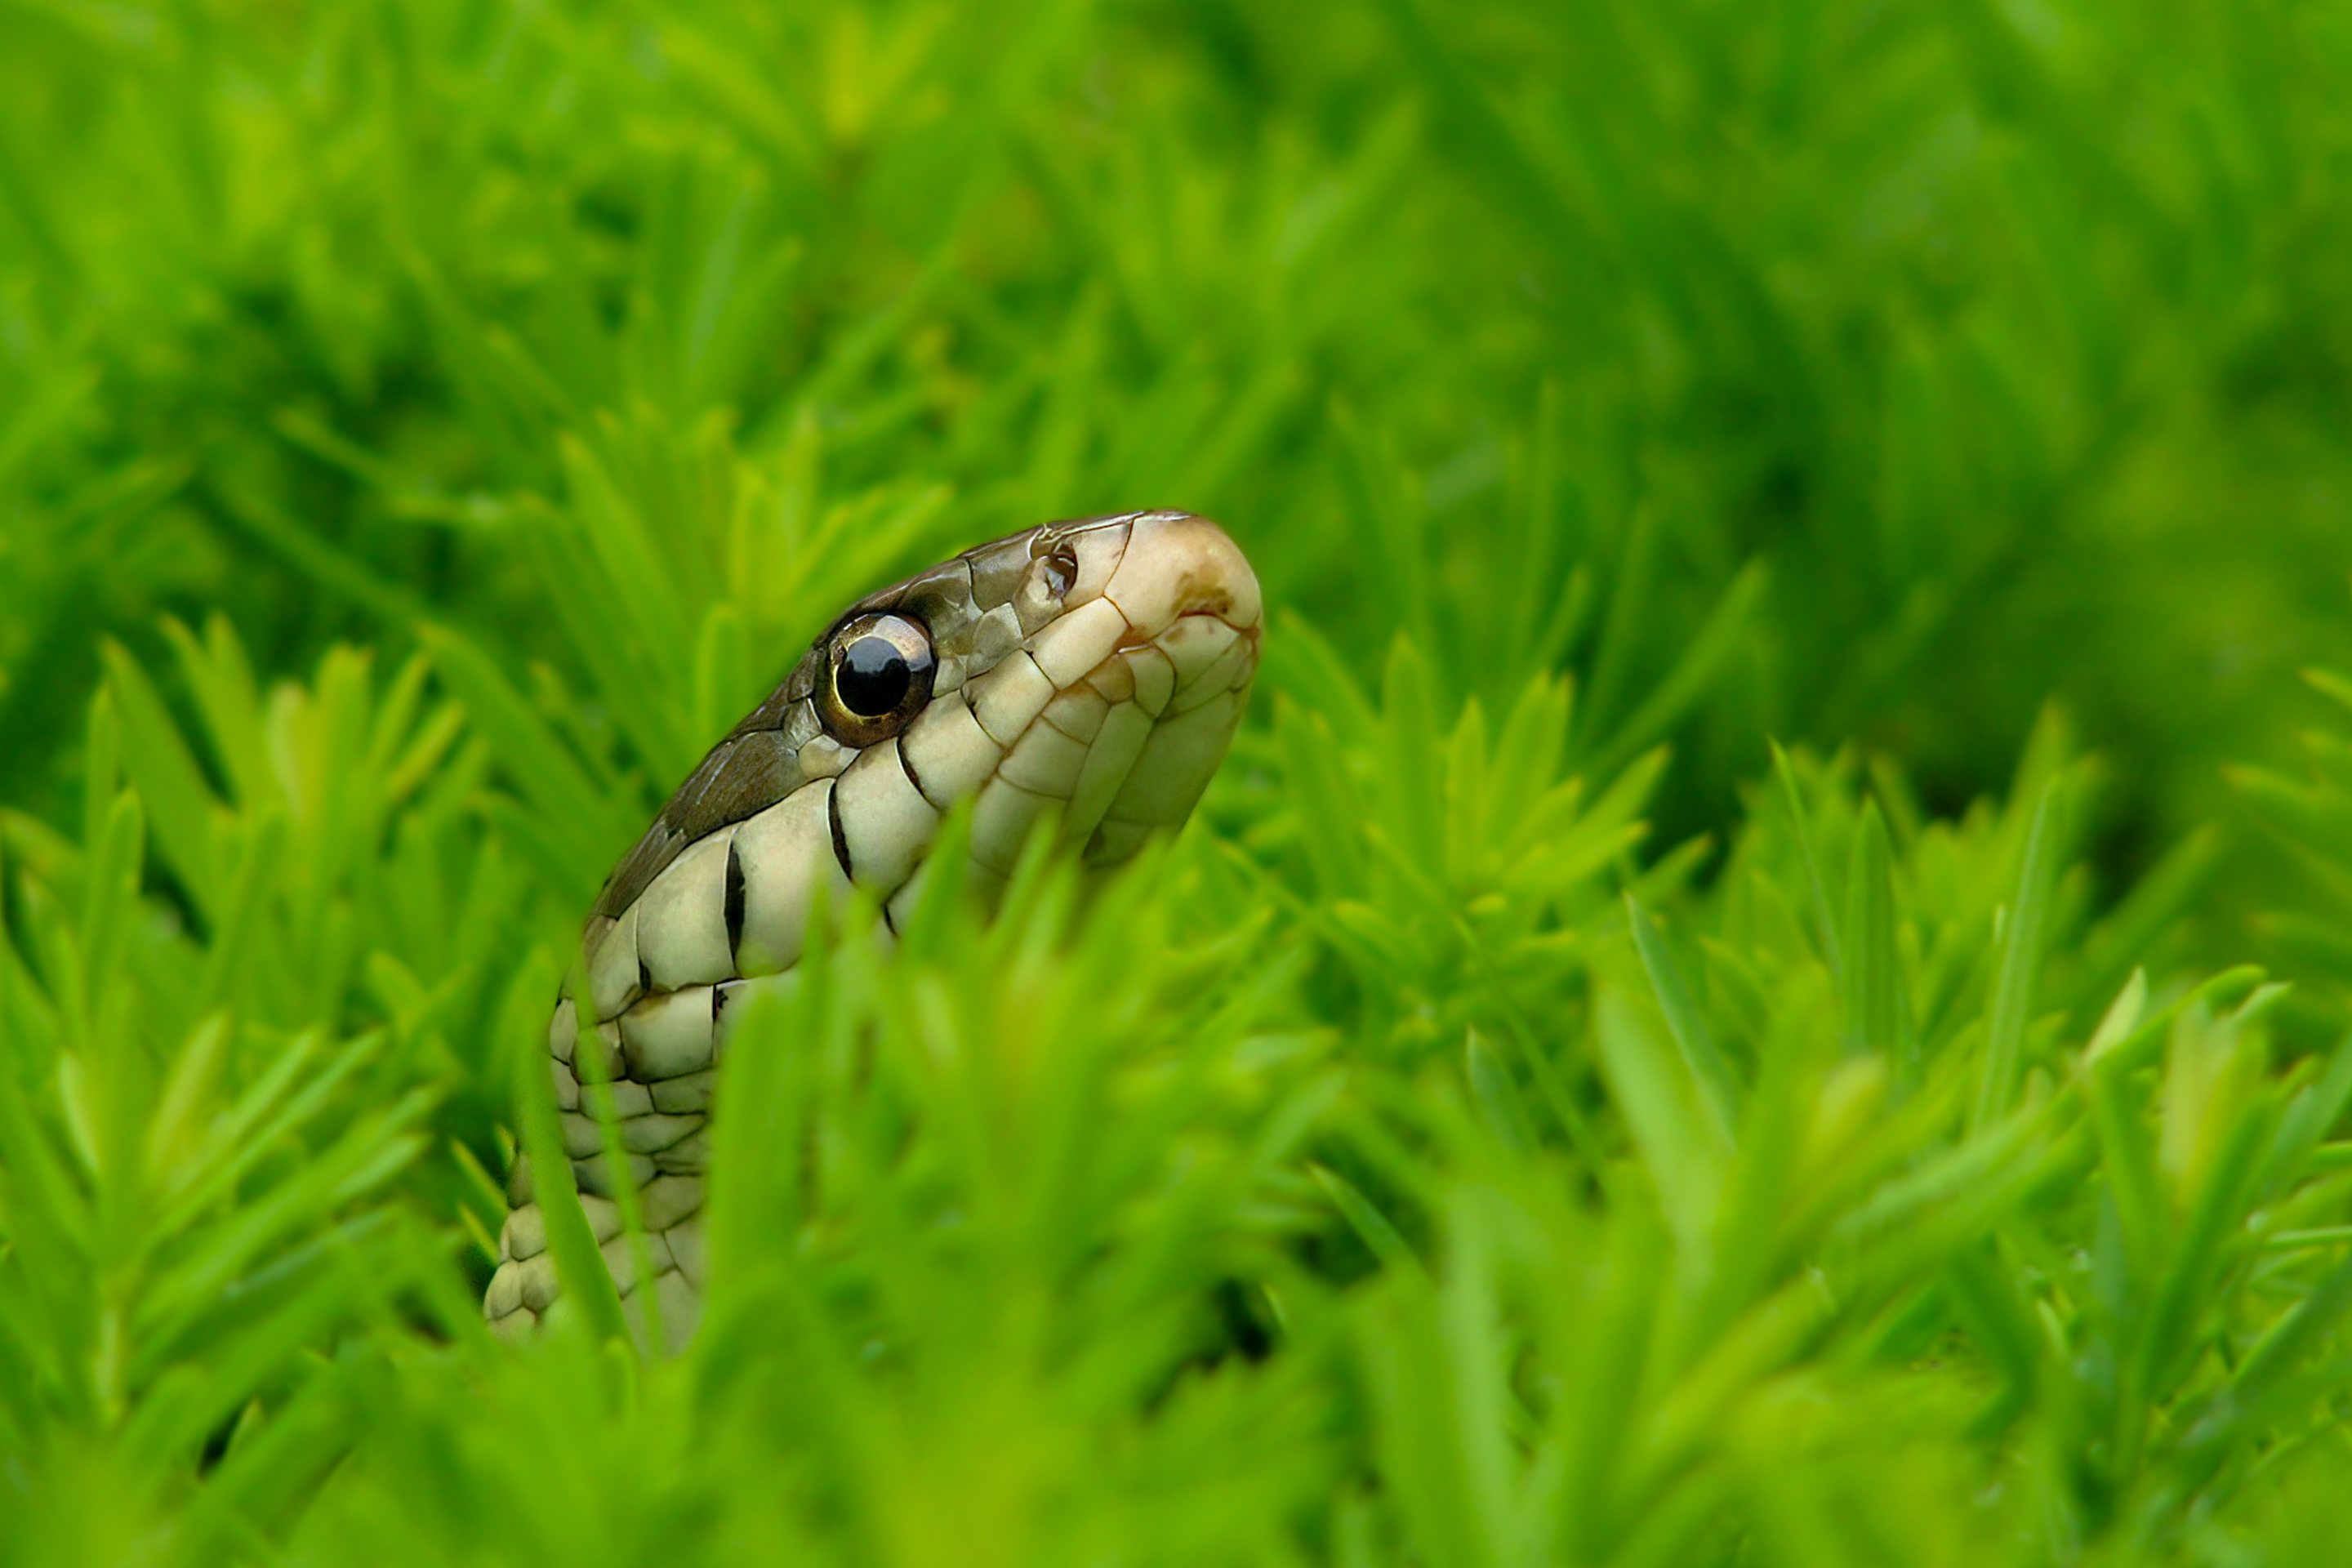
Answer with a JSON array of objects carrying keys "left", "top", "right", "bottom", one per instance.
[{"left": 584, "top": 511, "right": 1262, "bottom": 995}]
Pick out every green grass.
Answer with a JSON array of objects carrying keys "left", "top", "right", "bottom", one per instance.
[{"left": 7, "top": 0, "right": 2352, "bottom": 1561}]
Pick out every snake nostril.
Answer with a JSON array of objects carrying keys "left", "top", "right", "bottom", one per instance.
[{"left": 1042, "top": 544, "right": 1078, "bottom": 599}]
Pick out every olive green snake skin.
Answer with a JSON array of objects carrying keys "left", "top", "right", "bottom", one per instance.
[{"left": 484, "top": 513, "right": 1263, "bottom": 1346}]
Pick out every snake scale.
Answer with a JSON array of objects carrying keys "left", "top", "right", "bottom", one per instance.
[{"left": 484, "top": 512, "right": 1263, "bottom": 1346}]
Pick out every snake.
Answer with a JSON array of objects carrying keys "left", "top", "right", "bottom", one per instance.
[{"left": 483, "top": 511, "right": 1263, "bottom": 1345}]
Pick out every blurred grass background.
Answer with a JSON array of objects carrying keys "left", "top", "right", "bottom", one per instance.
[{"left": 7, "top": 1, "right": 2352, "bottom": 1564}]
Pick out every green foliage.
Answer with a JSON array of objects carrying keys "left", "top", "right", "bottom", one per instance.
[
  {"left": 6, "top": 0, "right": 2352, "bottom": 1563},
  {"left": 2234, "top": 671, "right": 2352, "bottom": 1036}
]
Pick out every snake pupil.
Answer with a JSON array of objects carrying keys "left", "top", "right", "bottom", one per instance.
[{"left": 838, "top": 635, "right": 912, "bottom": 715}]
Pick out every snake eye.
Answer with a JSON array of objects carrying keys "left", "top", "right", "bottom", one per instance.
[{"left": 817, "top": 612, "right": 935, "bottom": 745}]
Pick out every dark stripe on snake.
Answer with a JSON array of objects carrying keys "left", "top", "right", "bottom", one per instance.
[
  {"left": 723, "top": 838, "right": 746, "bottom": 958},
  {"left": 897, "top": 735, "right": 929, "bottom": 801},
  {"left": 827, "top": 780, "right": 856, "bottom": 883}
]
